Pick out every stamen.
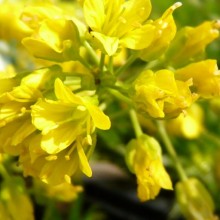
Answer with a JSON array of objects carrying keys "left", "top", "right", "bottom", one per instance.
[
  {"left": 214, "top": 69, "right": 220, "bottom": 76},
  {"left": 161, "top": 23, "right": 168, "bottom": 29},
  {"left": 171, "top": 2, "right": 182, "bottom": 11},
  {"left": 119, "top": 17, "right": 127, "bottom": 24},
  {"left": 41, "top": 175, "right": 48, "bottom": 184},
  {"left": 77, "top": 105, "right": 86, "bottom": 111},
  {"left": 210, "top": 30, "right": 219, "bottom": 36},
  {"left": 213, "top": 20, "right": 220, "bottom": 29},
  {"left": 65, "top": 155, "right": 70, "bottom": 160},
  {"left": 162, "top": 2, "right": 182, "bottom": 21},
  {"left": 86, "top": 134, "right": 93, "bottom": 145},
  {"left": 139, "top": 7, "right": 146, "bottom": 17},
  {"left": 64, "top": 174, "right": 71, "bottom": 184},
  {"left": 45, "top": 155, "right": 57, "bottom": 161},
  {"left": 86, "top": 117, "right": 92, "bottom": 145},
  {"left": 131, "top": 21, "right": 142, "bottom": 28},
  {"left": 21, "top": 107, "right": 27, "bottom": 114},
  {"left": 65, "top": 143, "right": 76, "bottom": 160}
]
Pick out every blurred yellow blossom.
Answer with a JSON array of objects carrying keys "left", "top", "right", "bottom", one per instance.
[
  {"left": 0, "top": 177, "right": 34, "bottom": 220},
  {"left": 20, "top": 2, "right": 64, "bottom": 30},
  {"left": 176, "top": 178, "right": 217, "bottom": 220},
  {"left": 22, "top": 19, "right": 81, "bottom": 62},
  {"left": 0, "top": 1, "right": 32, "bottom": 41},
  {"left": 165, "top": 20, "right": 220, "bottom": 67},
  {"left": 176, "top": 59, "right": 220, "bottom": 98},
  {"left": 166, "top": 103, "right": 204, "bottom": 139},
  {"left": 45, "top": 182, "right": 83, "bottom": 202},
  {"left": 0, "top": 115, "right": 35, "bottom": 155}
]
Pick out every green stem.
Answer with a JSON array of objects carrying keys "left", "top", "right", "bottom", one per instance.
[
  {"left": 115, "top": 52, "right": 139, "bottom": 76},
  {"left": 42, "top": 200, "right": 55, "bottom": 220},
  {"left": 202, "top": 129, "right": 220, "bottom": 146},
  {"left": 87, "top": 144, "right": 96, "bottom": 160},
  {"left": 78, "top": 56, "right": 92, "bottom": 70},
  {"left": 145, "top": 59, "right": 165, "bottom": 70},
  {"left": 83, "top": 40, "right": 99, "bottom": 66},
  {"left": 156, "top": 120, "right": 188, "bottom": 181},
  {"left": 108, "top": 56, "right": 114, "bottom": 74},
  {"left": 129, "top": 109, "right": 143, "bottom": 138},
  {"left": 108, "top": 88, "right": 133, "bottom": 106},
  {"left": 0, "top": 164, "right": 10, "bottom": 180},
  {"left": 100, "top": 53, "right": 105, "bottom": 75},
  {"left": 110, "top": 108, "right": 130, "bottom": 120}
]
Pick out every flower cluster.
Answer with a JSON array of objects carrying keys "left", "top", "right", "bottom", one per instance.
[{"left": 0, "top": 0, "right": 220, "bottom": 219}]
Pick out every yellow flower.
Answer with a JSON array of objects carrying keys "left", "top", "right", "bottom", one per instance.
[
  {"left": 126, "top": 134, "right": 172, "bottom": 201},
  {"left": 20, "top": 2, "right": 64, "bottom": 30},
  {"left": 166, "top": 103, "right": 204, "bottom": 139},
  {"left": 21, "top": 1, "right": 87, "bottom": 37},
  {"left": 0, "top": 66, "right": 62, "bottom": 154},
  {"left": 0, "top": 78, "right": 18, "bottom": 98},
  {"left": 31, "top": 78, "right": 110, "bottom": 154},
  {"left": 0, "top": 115, "right": 35, "bottom": 155},
  {"left": 0, "top": 66, "right": 62, "bottom": 126},
  {"left": 176, "top": 59, "right": 220, "bottom": 98},
  {"left": 165, "top": 20, "right": 220, "bottom": 67},
  {"left": 140, "top": 2, "right": 181, "bottom": 61},
  {"left": 0, "top": 177, "right": 34, "bottom": 220},
  {"left": 0, "top": 1, "right": 32, "bottom": 41},
  {"left": 176, "top": 178, "right": 217, "bottom": 220},
  {"left": 0, "top": 84, "right": 31, "bottom": 127},
  {"left": 41, "top": 181, "right": 83, "bottom": 202},
  {"left": 20, "top": 132, "right": 95, "bottom": 185},
  {"left": 210, "top": 97, "right": 220, "bottom": 114},
  {"left": 83, "top": 0, "right": 155, "bottom": 56},
  {"left": 132, "top": 69, "right": 197, "bottom": 118},
  {"left": 25, "top": 78, "right": 110, "bottom": 184},
  {"left": 22, "top": 19, "right": 81, "bottom": 62},
  {"left": 19, "top": 65, "right": 64, "bottom": 95}
]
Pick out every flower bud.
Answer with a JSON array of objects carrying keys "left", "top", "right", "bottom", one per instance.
[
  {"left": 22, "top": 19, "right": 81, "bottom": 62},
  {"left": 176, "top": 178, "right": 217, "bottom": 220},
  {"left": 140, "top": 2, "right": 181, "bottom": 61},
  {"left": 165, "top": 20, "right": 220, "bottom": 67},
  {"left": 0, "top": 177, "right": 34, "bottom": 220},
  {"left": 126, "top": 134, "right": 172, "bottom": 201}
]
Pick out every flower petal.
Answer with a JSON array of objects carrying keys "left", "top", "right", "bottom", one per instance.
[
  {"left": 91, "top": 31, "right": 119, "bottom": 56},
  {"left": 77, "top": 141, "right": 92, "bottom": 177},
  {"left": 122, "top": 0, "right": 152, "bottom": 24},
  {"left": 120, "top": 24, "right": 155, "bottom": 50},
  {"left": 86, "top": 103, "right": 111, "bottom": 130},
  {"left": 83, "top": 0, "right": 105, "bottom": 31},
  {"left": 41, "top": 121, "right": 82, "bottom": 154},
  {"left": 54, "top": 78, "right": 83, "bottom": 104},
  {"left": 31, "top": 99, "right": 75, "bottom": 132}
]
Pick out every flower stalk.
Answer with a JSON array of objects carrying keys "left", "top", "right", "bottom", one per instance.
[
  {"left": 156, "top": 120, "right": 188, "bottom": 181},
  {"left": 129, "top": 109, "right": 143, "bottom": 138}
]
